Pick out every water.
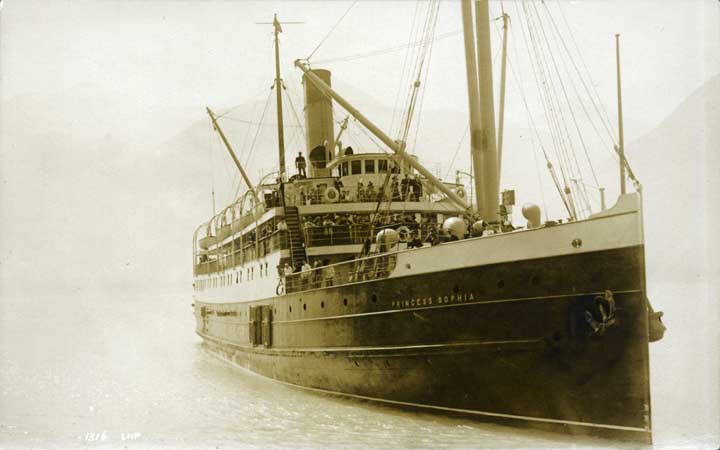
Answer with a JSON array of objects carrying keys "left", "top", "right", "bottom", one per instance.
[{"left": 0, "top": 290, "right": 715, "bottom": 450}]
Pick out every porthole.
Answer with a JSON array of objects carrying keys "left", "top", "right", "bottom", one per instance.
[
  {"left": 497, "top": 279, "right": 505, "bottom": 289},
  {"left": 530, "top": 275, "right": 540, "bottom": 286},
  {"left": 343, "top": 298, "right": 348, "bottom": 306},
  {"left": 321, "top": 301, "right": 325, "bottom": 309},
  {"left": 303, "top": 303, "right": 307, "bottom": 311},
  {"left": 371, "top": 294, "right": 378, "bottom": 303},
  {"left": 289, "top": 306, "right": 292, "bottom": 313}
]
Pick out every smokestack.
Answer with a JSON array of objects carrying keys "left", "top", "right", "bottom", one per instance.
[{"left": 303, "top": 69, "right": 334, "bottom": 177}]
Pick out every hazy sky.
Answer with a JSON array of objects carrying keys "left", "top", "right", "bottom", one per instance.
[{"left": 0, "top": 0, "right": 718, "bottom": 294}]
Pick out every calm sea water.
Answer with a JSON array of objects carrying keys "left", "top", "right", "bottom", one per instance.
[{"left": 0, "top": 287, "right": 715, "bottom": 450}]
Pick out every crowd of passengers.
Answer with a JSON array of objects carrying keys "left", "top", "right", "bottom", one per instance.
[
  {"left": 295, "top": 174, "right": 425, "bottom": 206},
  {"left": 280, "top": 212, "right": 503, "bottom": 290},
  {"left": 298, "top": 211, "right": 511, "bottom": 246}
]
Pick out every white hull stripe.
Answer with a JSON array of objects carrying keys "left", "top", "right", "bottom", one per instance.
[
  {"left": 203, "top": 347, "right": 650, "bottom": 434},
  {"left": 389, "top": 209, "right": 641, "bottom": 281}
]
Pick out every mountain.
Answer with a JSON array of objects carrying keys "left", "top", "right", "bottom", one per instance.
[{"left": 626, "top": 74, "right": 719, "bottom": 283}]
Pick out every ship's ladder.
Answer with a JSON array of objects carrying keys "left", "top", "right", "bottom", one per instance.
[{"left": 283, "top": 205, "right": 307, "bottom": 268}]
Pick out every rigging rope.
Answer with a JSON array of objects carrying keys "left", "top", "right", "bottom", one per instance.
[
  {"left": 312, "top": 29, "right": 461, "bottom": 66},
  {"left": 444, "top": 124, "right": 469, "bottom": 180},
  {"left": 408, "top": 1, "right": 442, "bottom": 154},
  {"left": 527, "top": 0, "right": 595, "bottom": 215},
  {"left": 305, "top": 1, "right": 358, "bottom": 61},
  {"left": 398, "top": 0, "right": 441, "bottom": 146},
  {"left": 231, "top": 89, "right": 273, "bottom": 199},
  {"left": 389, "top": 1, "right": 424, "bottom": 139},
  {"left": 208, "top": 119, "right": 217, "bottom": 217},
  {"left": 554, "top": 0, "right": 618, "bottom": 145},
  {"left": 505, "top": 4, "right": 573, "bottom": 218},
  {"left": 516, "top": 0, "right": 579, "bottom": 219},
  {"left": 220, "top": 116, "right": 303, "bottom": 128}
]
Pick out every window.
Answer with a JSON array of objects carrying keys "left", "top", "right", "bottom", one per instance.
[
  {"left": 378, "top": 159, "right": 388, "bottom": 173},
  {"left": 365, "top": 160, "right": 375, "bottom": 174},
  {"left": 341, "top": 162, "right": 349, "bottom": 176},
  {"left": 351, "top": 160, "right": 362, "bottom": 175}
]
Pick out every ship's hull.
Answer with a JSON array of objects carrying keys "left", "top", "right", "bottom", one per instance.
[{"left": 193, "top": 198, "right": 653, "bottom": 442}]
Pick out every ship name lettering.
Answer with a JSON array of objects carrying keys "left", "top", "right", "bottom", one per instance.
[{"left": 391, "top": 293, "right": 474, "bottom": 309}]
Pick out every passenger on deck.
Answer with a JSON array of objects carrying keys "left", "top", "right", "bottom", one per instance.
[
  {"left": 312, "top": 260, "right": 323, "bottom": 287},
  {"left": 295, "top": 152, "right": 307, "bottom": 178},
  {"left": 357, "top": 182, "right": 365, "bottom": 202},
  {"left": 277, "top": 220, "right": 288, "bottom": 232},
  {"left": 301, "top": 260, "right": 312, "bottom": 287},
  {"left": 367, "top": 181, "right": 377, "bottom": 201},
  {"left": 322, "top": 215, "right": 335, "bottom": 241},
  {"left": 407, "top": 231, "right": 423, "bottom": 249},
  {"left": 306, "top": 185, "right": 317, "bottom": 205},
  {"left": 400, "top": 176, "right": 409, "bottom": 200},
  {"left": 391, "top": 176, "right": 401, "bottom": 201},
  {"left": 323, "top": 259, "right": 335, "bottom": 287}
]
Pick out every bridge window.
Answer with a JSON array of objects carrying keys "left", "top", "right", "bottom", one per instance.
[
  {"left": 378, "top": 159, "right": 388, "bottom": 173},
  {"left": 351, "top": 160, "right": 362, "bottom": 175},
  {"left": 340, "top": 162, "right": 349, "bottom": 176},
  {"left": 365, "top": 160, "right": 375, "bottom": 174}
]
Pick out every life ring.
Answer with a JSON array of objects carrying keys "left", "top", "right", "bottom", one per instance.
[
  {"left": 456, "top": 187, "right": 467, "bottom": 199},
  {"left": 324, "top": 187, "right": 340, "bottom": 203},
  {"left": 276, "top": 282, "right": 285, "bottom": 296},
  {"left": 397, "top": 225, "right": 411, "bottom": 242}
]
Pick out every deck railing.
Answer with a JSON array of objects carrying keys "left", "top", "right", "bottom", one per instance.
[{"left": 284, "top": 253, "right": 398, "bottom": 293}]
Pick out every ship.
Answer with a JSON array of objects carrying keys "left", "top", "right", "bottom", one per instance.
[{"left": 192, "top": 2, "right": 665, "bottom": 443}]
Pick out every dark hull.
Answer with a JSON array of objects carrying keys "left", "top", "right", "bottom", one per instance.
[{"left": 195, "top": 244, "right": 652, "bottom": 443}]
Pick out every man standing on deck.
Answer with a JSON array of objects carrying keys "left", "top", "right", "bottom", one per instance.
[{"left": 295, "top": 152, "right": 307, "bottom": 178}]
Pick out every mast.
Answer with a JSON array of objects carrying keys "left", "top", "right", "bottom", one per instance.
[
  {"left": 295, "top": 60, "right": 471, "bottom": 211},
  {"left": 460, "top": 0, "right": 485, "bottom": 214},
  {"left": 615, "top": 33, "right": 627, "bottom": 195},
  {"left": 474, "top": 0, "right": 500, "bottom": 222},
  {"left": 497, "top": 12, "right": 509, "bottom": 182},
  {"left": 206, "top": 107, "right": 259, "bottom": 204},
  {"left": 273, "top": 14, "right": 287, "bottom": 180}
]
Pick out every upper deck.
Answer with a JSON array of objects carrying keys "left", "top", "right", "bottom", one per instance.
[{"left": 193, "top": 152, "right": 468, "bottom": 281}]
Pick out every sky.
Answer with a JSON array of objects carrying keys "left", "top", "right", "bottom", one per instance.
[{"left": 0, "top": 0, "right": 718, "bottom": 294}]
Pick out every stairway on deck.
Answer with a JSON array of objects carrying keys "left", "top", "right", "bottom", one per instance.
[{"left": 284, "top": 206, "right": 306, "bottom": 268}]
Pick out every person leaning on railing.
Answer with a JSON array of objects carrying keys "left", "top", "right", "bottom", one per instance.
[
  {"left": 323, "top": 259, "right": 335, "bottom": 287},
  {"left": 300, "top": 260, "right": 312, "bottom": 288}
]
